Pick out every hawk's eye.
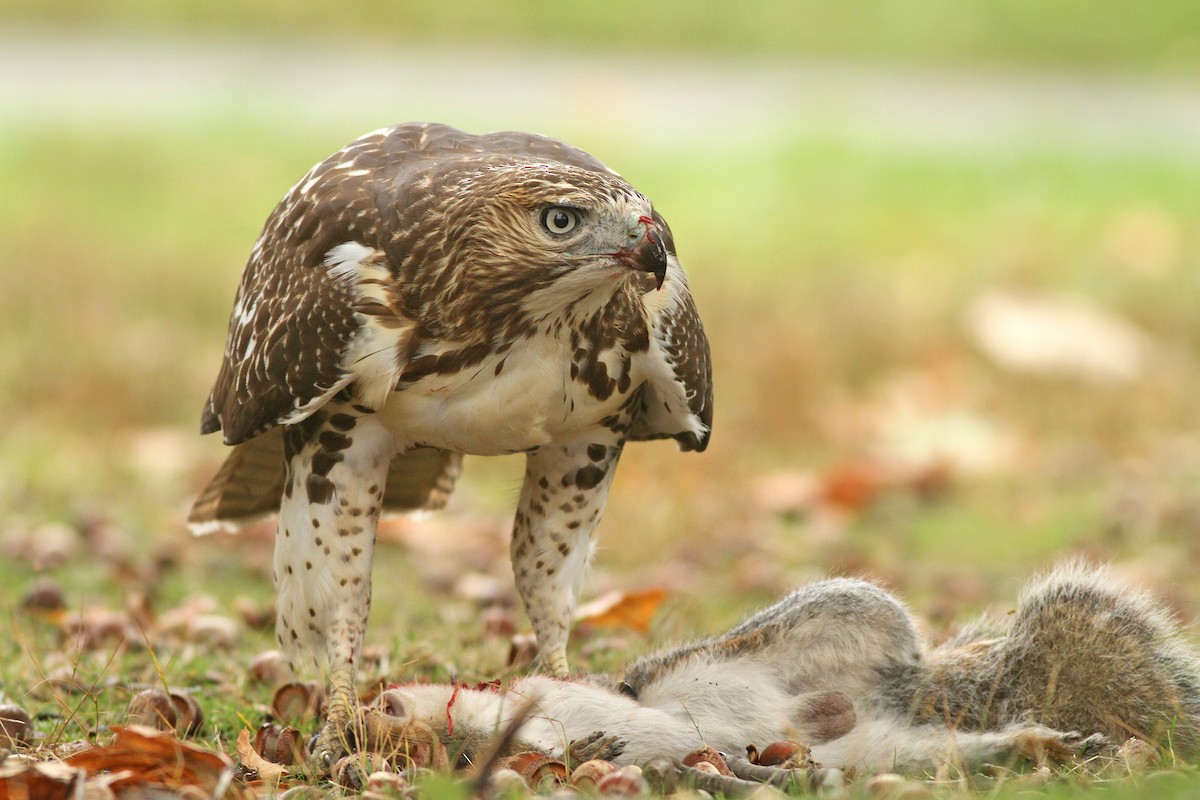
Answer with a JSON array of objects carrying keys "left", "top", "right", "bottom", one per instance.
[{"left": 540, "top": 206, "right": 582, "bottom": 236}]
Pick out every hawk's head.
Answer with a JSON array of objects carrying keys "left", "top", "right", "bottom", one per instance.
[{"left": 400, "top": 159, "right": 670, "bottom": 328}]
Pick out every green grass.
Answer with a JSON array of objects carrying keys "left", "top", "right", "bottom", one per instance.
[
  {"left": 3, "top": 0, "right": 1200, "bottom": 74},
  {"left": 2, "top": 112, "right": 1200, "bottom": 796}
]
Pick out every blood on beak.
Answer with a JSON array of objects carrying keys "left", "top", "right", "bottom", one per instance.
[{"left": 619, "top": 219, "right": 667, "bottom": 290}]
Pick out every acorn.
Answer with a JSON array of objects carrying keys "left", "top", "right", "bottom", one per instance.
[
  {"left": 497, "top": 751, "right": 568, "bottom": 789},
  {"left": 247, "top": 650, "right": 290, "bottom": 687},
  {"left": 569, "top": 759, "right": 618, "bottom": 791},
  {"left": 234, "top": 595, "right": 274, "bottom": 630},
  {"left": 271, "top": 681, "right": 324, "bottom": 724},
  {"left": 19, "top": 578, "right": 66, "bottom": 623},
  {"left": 755, "top": 740, "right": 805, "bottom": 767},
  {"left": 489, "top": 768, "right": 528, "bottom": 794},
  {"left": 363, "top": 770, "right": 410, "bottom": 800},
  {"left": 126, "top": 689, "right": 177, "bottom": 730},
  {"left": 168, "top": 690, "right": 204, "bottom": 737},
  {"left": 333, "top": 753, "right": 392, "bottom": 792},
  {"left": 0, "top": 705, "right": 32, "bottom": 747},
  {"left": 595, "top": 765, "right": 649, "bottom": 796},
  {"left": 254, "top": 722, "right": 306, "bottom": 766},
  {"left": 393, "top": 739, "right": 444, "bottom": 770},
  {"left": 863, "top": 773, "right": 932, "bottom": 798},
  {"left": 682, "top": 747, "right": 733, "bottom": 776}
]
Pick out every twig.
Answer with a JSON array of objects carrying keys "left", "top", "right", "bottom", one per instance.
[
  {"left": 725, "top": 754, "right": 818, "bottom": 790},
  {"left": 642, "top": 757, "right": 780, "bottom": 797}
]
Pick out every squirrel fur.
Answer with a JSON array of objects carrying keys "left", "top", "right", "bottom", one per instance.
[{"left": 378, "top": 562, "right": 1200, "bottom": 771}]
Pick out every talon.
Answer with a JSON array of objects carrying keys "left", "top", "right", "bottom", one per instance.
[{"left": 322, "top": 750, "right": 334, "bottom": 769}]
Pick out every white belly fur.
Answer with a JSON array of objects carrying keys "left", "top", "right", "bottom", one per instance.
[{"left": 378, "top": 336, "right": 638, "bottom": 454}]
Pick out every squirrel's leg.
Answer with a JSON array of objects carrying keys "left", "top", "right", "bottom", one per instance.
[{"left": 811, "top": 718, "right": 1103, "bottom": 772}]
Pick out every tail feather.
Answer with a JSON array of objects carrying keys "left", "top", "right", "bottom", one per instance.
[
  {"left": 187, "top": 428, "right": 463, "bottom": 534},
  {"left": 188, "top": 428, "right": 286, "bottom": 533},
  {"left": 383, "top": 449, "right": 463, "bottom": 512}
]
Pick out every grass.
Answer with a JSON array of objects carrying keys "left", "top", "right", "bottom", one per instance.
[
  {"left": 3, "top": 0, "right": 1200, "bottom": 75},
  {"left": 2, "top": 107, "right": 1200, "bottom": 796}
]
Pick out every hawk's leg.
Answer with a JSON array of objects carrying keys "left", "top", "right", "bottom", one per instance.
[
  {"left": 275, "top": 405, "right": 396, "bottom": 774},
  {"left": 513, "top": 438, "right": 624, "bottom": 677}
]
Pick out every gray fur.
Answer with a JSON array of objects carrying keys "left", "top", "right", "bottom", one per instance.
[
  {"left": 625, "top": 562, "right": 1200, "bottom": 757},
  {"left": 916, "top": 561, "right": 1200, "bottom": 752}
]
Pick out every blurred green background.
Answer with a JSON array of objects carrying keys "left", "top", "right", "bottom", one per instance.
[{"left": 2, "top": 2, "right": 1200, "bottom": 761}]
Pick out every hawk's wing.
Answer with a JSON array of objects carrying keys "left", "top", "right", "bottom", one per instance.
[
  {"left": 629, "top": 215, "right": 713, "bottom": 452},
  {"left": 199, "top": 152, "right": 369, "bottom": 445},
  {"left": 200, "top": 123, "right": 614, "bottom": 446}
]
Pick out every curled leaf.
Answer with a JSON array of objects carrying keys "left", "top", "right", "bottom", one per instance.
[
  {"left": 236, "top": 727, "right": 289, "bottom": 781},
  {"left": 574, "top": 589, "right": 667, "bottom": 634},
  {"left": 66, "top": 725, "right": 241, "bottom": 797}
]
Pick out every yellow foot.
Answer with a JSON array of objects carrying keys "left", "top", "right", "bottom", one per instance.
[
  {"left": 305, "top": 719, "right": 350, "bottom": 776},
  {"left": 541, "top": 646, "right": 570, "bottom": 678},
  {"left": 305, "top": 664, "right": 363, "bottom": 776}
]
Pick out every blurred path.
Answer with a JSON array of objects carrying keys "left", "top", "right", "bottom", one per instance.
[{"left": 3, "top": 31, "right": 1199, "bottom": 156}]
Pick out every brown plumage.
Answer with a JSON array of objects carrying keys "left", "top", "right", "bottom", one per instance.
[{"left": 189, "top": 122, "right": 712, "bottom": 772}]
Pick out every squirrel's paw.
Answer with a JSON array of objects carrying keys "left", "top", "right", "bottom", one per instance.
[
  {"left": 568, "top": 731, "right": 626, "bottom": 763},
  {"left": 1061, "top": 731, "right": 1111, "bottom": 759},
  {"left": 1012, "top": 726, "right": 1108, "bottom": 765}
]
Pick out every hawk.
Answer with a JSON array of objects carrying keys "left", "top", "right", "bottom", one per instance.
[{"left": 188, "top": 123, "right": 712, "bottom": 770}]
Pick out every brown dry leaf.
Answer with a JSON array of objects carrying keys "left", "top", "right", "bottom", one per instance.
[
  {"left": 817, "top": 460, "right": 890, "bottom": 513},
  {"left": 63, "top": 607, "right": 145, "bottom": 651},
  {"left": 236, "top": 727, "right": 289, "bottom": 781},
  {"left": 573, "top": 588, "right": 668, "bottom": 633},
  {"left": 0, "top": 760, "right": 118, "bottom": 800},
  {"left": 66, "top": 724, "right": 242, "bottom": 798}
]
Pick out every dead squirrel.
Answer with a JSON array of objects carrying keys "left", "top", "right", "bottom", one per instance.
[{"left": 376, "top": 562, "right": 1200, "bottom": 771}]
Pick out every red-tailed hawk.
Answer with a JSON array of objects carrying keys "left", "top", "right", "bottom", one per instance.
[{"left": 188, "top": 122, "right": 712, "bottom": 770}]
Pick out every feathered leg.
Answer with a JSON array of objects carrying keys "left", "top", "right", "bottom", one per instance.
[
  {"left": 275, "top": 405, "right": 396, "bottom": 774},
  {"left": 513, "top": 438, "right": 623, "bottom": 677}
]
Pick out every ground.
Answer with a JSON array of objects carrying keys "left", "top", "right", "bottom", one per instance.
[{"left": 2, "top": 6, "right": 1200, "bottom": 797}]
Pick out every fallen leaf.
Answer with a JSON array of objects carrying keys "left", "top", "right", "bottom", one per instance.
[
  {"left": 818, "top": 461, "right": 890, "bottom": 513},
  {"left": 0, "top": 760, "right": 115, "bottom": 800},
  {"left": 574, "top": 589, "right": 667, "bottom": 633},
  {"left": 236, "top": 727, "right": 289, "bottom": 780},
  {"left": 965, "top": 291, "right": 1148, "bottom": 382},
  {"left": 66, "top": 725, "right": 242, "bottom": 798}
]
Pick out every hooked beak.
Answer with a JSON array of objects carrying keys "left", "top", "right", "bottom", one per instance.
[{"left": 616, "top": 216, "right": 667, "bottom": 290}]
